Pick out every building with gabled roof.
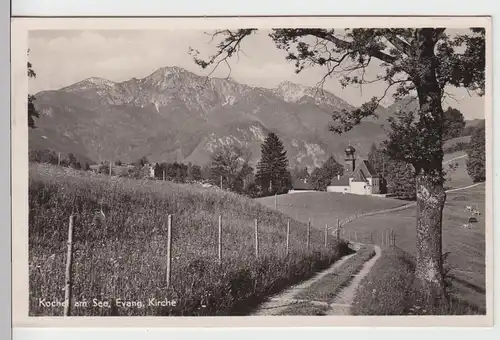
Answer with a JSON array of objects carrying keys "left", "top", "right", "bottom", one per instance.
[
  {"left": 289, "top": 177, "right": 317, "bottom": 193},
  {"left": 326, "top": 145, "right": 383, "bottom": 196}
]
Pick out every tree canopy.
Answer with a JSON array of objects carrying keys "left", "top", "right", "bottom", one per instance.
[
  {"left": 442, "top": 107, "right": 466, "bottom": 140},
  {"left": 309, "top": 156, "right": 344, "bottom": 191},
  {"left": 28, "top": 49, "right": 39, "bottom": 129},
  {"left": 466, "top": 122, "right": 486, "bottom": 183}
]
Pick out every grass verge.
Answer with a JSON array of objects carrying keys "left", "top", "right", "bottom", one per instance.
[
  {"left": 29, "top": 163, "right": 350, "bottom": 316},
  {"left": 351, "top": 247, "right": 485, "bottom": 315},
  {"left": 351, "top": 247, "right": 414, "bottom": 315}
]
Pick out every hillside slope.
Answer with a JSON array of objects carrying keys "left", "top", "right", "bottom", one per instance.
[
  {"left": 30, "top": 66, "right": 390, "bottom": 168},
  {"left": 29, "top": 163, "right": 350, "bottom": 316}
]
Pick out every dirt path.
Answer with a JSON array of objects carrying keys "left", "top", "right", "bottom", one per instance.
[
  {"left": 251, "top": 250, "right": 358, "bottom": 316},
  {"left": 327, "top": 243, "right": 382, "bottom": 315},
  {"left": 251, "top": 243, "right": 382, "bottom": 316},
  {"left": 443, "top": 154, "right": 467, "bottom": 164}
]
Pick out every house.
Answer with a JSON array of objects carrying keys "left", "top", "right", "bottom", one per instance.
[
  {"left": 327, "top": 145, "right": 384, "bottom": 196},
  {"left": 147, "top": 163, "right": 161, "bottom": 179},
  {"left": 288, "top": 177, "right": 317, "bottom": 194}
]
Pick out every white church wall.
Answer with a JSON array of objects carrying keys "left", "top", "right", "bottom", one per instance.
[
  {"left": 326, "top": 185, "right": 350, "bottom": 193},
  {"left": 350, "top": 181, "right": 370, "bottom": 195}
]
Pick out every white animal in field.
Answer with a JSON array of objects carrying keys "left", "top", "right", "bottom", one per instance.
[
  {"left": 464, "top": 205, "right": 473, "bottom": 212},
  {"left": 462, "top": 223, "right": 471, "bottom": 229},
  {"left": 472, "top": 209, "right": 481, "bottom": 216}
]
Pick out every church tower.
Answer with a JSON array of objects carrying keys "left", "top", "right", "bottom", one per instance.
[{"left": 344, "top": 144, "right": 356, "bottom": 173}]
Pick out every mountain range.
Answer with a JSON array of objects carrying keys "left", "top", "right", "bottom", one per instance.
[{"left": 28, "top": 66, "right": 459, "bottom": 170}]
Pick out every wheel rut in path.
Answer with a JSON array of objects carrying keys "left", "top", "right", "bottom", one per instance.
[
  {"left": 327, "top": 243, "right": 381, "bottom": 315},
  {"left": 251, "top": 243, "right": 381, "bottom": 316},
  {"left": 251, "top": 251, "right": 357, "bottom": 316}
]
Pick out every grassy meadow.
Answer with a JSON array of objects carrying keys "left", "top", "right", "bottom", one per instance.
[
  {"left": 344, "top": 183, "right": 486, "bottom": 314},
  {"left": 443, "top": 151, "right": 474, "bottom": 189},
  {"left": 257, "top": 192, "right": 406, "bottom": 231},
  {"left": 29, "top": 163, "right": 350, "bottom": 316}
]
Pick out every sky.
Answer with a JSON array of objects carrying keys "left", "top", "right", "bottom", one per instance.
[{"left": 28, "top": 29, "right": 485, "bottom": 119}]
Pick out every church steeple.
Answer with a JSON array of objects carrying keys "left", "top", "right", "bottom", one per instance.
[{"left": 345, "top": 142, "right": 356, "bottom": 172}]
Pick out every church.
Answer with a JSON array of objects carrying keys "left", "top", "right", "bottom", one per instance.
[{"left": 326, "top": 145, "right": 383, "bottom": 196}]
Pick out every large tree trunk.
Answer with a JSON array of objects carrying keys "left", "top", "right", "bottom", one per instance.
[{"left": 412, "top": 29, "right": 448, "bottom": 308}]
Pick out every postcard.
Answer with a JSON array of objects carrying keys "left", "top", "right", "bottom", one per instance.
[{"left": 11, "top": 16, "right": 493, "bottom": 327}]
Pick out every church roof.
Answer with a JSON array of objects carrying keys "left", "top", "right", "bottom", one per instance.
[
  {"left": 351, "top": 160, "right": 378, "bottom": 182},
  {"left": 329, "top": 176, "right": 350, "bottom": 186}
]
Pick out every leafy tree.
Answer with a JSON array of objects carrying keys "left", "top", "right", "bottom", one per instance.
[
  {"left": 28, "top": 50, "right": 39, "bottom": 129},
  {"left": 193, "top": 27, "right": 485, "bottom": 305},
  {"left": 292, "top": 166, "right": 310, "bottom": 181},
  {"left": 209, "top": 145, "right": 245, "bottom": 190},
  {"left": 385, "top": 160, "right": 416, "bottom": 199},
  {"left": 309, "top": 167, "right": 329, "bottom": 191},
  {"left": 255, "top": 132, "right": 291, "bottom": 195},
  {"left": 367, "top": 143, "right": 389, "bottom": 194},
  {"left": 201, "top": 163, "right": 212, "bottom": 182},
  {"left": 135, "top": 156, "right": 149, "bottom": 167},
  {"left": 309, "top": 156, "right": 344, "bottom": 191},
  {"left": 29, "top": 148, "right": 58, "bottom": 164},
  {"left": 186, "top": 163, "right": 202, "bottom": 182},
  {"left": 67, "top": 153, "right": 82, "bottom": 170},
  {"left": 466, "top": 122, "right": 486, "bottom": 182},
  {"left": 237, "top": 161, "right": 255, "bottom": 194},
  {"left": 442, "top": 107, "right": 466, "bottom": 140}
]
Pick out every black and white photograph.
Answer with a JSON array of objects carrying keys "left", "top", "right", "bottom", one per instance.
[{"left": 13, "top": 17, "right": 491, "bottom": 323}]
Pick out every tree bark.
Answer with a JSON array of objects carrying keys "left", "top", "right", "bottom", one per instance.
[{"left": 412, "top": 28, "right": 448, "bottom": 308}]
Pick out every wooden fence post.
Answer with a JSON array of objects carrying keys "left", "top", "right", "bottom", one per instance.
[
  {"left": 64, "top": 214, "right": 75, "bottom": 316},
  {"left": 166, "top": 214, "right": 173, "bottom": 288},
  {"left": 254, "top": 218, "right": 259, "bottom": 258},
  {"left": 324, "top": 224, "right": 328, "bottom": 247},
  {"left": 307, "top": 219, "right": 311, "bottom": 251},
  {"left": 109, "top": 162, "right": 112, "bottom": 176},
  {"left": 274, "top": 193, "right": 277, "bottom": 209},
  {"left": 336, "top": 219, "right": 340, "bottom": 240},
  {"left": 163, "top": 169, "right": 166, "bottom": 181},
  {"left": 286, "top": 219, "right": 290, "bottom": 256},
  {"left": 393, "top": 229, "right": 396, "bottom": 246},
  {"left": 218, "top": 215, "right": 222, "bottom": 264}
]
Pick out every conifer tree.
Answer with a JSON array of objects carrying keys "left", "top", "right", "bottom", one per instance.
[{"left": 256, "top": 132, "right": 291, "bottom": 194}]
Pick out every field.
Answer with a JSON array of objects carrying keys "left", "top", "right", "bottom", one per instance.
[
  {"left": 262, "top": 171, "right": 485, "bottom": 314},
  {"left": 29, "top": 163, "right": 350, "bottom": 316},
  {"left": 443, "top": 151, "right": 474, "bottom": 189},
  {"left": 257, "top": 192, "right": 407, "bottom": 231},
  {"left": 343, "top": 183, "right": 486, "bottom": 313}
]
